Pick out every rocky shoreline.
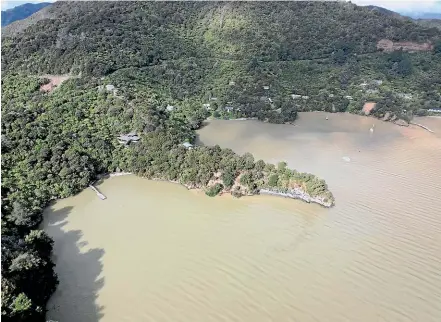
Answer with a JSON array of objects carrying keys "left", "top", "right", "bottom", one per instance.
[
  {"left": 259, "top": 188, "right": 334, "bottom": 208},
  {"left": 98, "top": 173, "right": 334, "bottom": 208}
]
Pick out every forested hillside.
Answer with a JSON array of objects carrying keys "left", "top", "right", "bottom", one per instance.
[
  {"left": 1, "top": 2, "right": 51, "bottom": 27},
  {"left": 1, "top": 2, "right": 441, "bottom": 321}
]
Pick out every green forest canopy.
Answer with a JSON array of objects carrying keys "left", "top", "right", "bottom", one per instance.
[{"left": 1, "top": 1, "right": 441, "bottom": 321}]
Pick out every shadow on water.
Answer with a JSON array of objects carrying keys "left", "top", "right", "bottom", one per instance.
[
  {"left": 194, "top": 133, "right": 205, "bottom": 147},
  {"left": 43, "top": 205, "right": 105, "bottom": 322}
]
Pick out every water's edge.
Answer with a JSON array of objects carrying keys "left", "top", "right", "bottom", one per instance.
[{"left": 95, "top": 172, "right": 333, "bottom": 208}]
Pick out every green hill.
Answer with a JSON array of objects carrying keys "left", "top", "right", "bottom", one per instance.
[
  {"left": 1, "top": 2, "right": 51, "bottom": 27},
  {"left": 1, "top": 2, "right": 441, "bottom": 321},
  {"left": 3, "top": 1, "right": 440, "bottom": 120}
]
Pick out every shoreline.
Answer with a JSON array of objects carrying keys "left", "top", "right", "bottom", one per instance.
[
  {"left": 104, "top": 174, "right": 334, "bottom": 208},
  {"left": 259, "top": 188, "right": 333, "bottom": 208}
]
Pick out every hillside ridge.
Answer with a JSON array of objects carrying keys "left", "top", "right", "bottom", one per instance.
[{"left": 1, "top": 2, "right": 51, "bottom": 27}]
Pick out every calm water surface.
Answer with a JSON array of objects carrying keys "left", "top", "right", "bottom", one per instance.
[{"left": 43, "top": 113, "right": 441, "bottom": 322}]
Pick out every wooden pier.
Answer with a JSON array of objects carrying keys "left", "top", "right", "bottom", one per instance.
[{"left": 89, "top": 185, "right": 106, "bottom": 200}]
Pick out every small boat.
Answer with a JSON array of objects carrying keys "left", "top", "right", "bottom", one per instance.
[{"left": 325, "top": 116, "right": 329, "bottom": 120}]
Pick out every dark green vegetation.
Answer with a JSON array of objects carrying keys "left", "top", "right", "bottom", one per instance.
[
  {"left": 2, "top": 1, "right": 441, "bottom": 120},
  {"left": 1, "top": 3, "right": 51, "bottom": 27},
  {"left": 1, "top": 1, "right": 440, "bottom": 321}
]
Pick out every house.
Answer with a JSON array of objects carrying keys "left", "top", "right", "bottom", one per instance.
[
  {"left": 359, "top": 82, "right": 368, "bottom": 87},
  {"left": 225, "top": 106, "right": 234, "bottom": 112},
  {"left": 210, "top": 97, "right": 218, "bottom": 101},
  {"left": 229, "top": 81, "right": 236, "bottom": 86},
  {"left": 268, "top": 97, "right": 273, "bottom": 103},
  {"left": 182, "top": 142, "right": 193, "bottom": 149},
  {"left": 117, "top": 132, "right": 140, "bottom": 145},
  {"left": 302, "top": 96, "right": 309, "bottom": 100},
  {"left": 98, "top": 84, "right": 118, "bottom": 96},
  {"left": 291, "top": 94, "right": 302, "bottom": 99},
  {"left": 202, "top": 103, "right": 211, "bottom": 110},
  {"left": 166, "top": 105, "right": 175, "bottom": 111},
  {"left": 428, "top": 109, "right": 441, "bottom": 113},
  {"left": 263, "top": 86, "right": 270, "bottom": 90},
  {"left": 329, "top": 94, "right": 335, "bottom": 98},
  {"left": 345, "top": 96, "right": 353, "bottom": 100}
]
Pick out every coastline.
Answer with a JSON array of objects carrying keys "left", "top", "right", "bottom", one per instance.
[
  {"left": 259, "top": 188, "right": 334, "bottom": 208},
  {"left": 134, "top": 176, "right": 333, "bottom": 208}
]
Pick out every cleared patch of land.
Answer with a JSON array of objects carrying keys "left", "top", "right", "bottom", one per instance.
[{"left": 39, "top": 74, "right": 74, "bottom": 92}]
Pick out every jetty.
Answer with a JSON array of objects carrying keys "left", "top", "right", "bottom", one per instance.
[
  {"left": 410, "top": 122, "right": 434, "bottom": 133},
  {"left": 89, "top": 185, "right": 106, "bottom": 200}
]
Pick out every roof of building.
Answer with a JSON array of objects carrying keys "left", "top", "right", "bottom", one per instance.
[
  {"left": 182, "top": 142, "right": 193, "bottom": 148},
  {"left": 118, "top": 132, "right": 140, "bottom": 143}
]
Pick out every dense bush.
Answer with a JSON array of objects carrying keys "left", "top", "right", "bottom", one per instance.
[{"left": 1, "top": 2, "right": 440, "bottom": 321}]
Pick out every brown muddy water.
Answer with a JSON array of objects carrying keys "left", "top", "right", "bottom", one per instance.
[{"left": 43, "top": 113, "right": 441, "bottom": 322}]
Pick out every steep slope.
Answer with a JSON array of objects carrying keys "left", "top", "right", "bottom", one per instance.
[
  {"left": 365, "top": 5, "right": 402, "bottom": 18},
  {"left": 415, "top": 18, "right": 441, "bottom": 30},
  {"left": 2, "top": 1, "right": 440, "bottom": 119},
  {"left": 2, "top": 1, "right": 439, "bottom": 73},
  {"left": 1, "top": 2, "right": 51, "bottom": 27}
]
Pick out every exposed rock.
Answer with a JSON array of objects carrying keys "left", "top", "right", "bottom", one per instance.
[
  {"left": 394, "top": 119, "right": 409, "bottom": 127},
  {"left": 382, "top": 112, "right": 391, "bottom": 121},
  {"left": 260, "top": 188, "right": 333, "bottom": 208}
]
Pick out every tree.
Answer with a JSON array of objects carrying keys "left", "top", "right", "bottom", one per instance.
[
  {"left": 221, "top": 171, "right": 235, "bottom": 188},
  {"left": 10, "top": 293, "right": 33, "bottom": 320},
  {"left": 25, "top": 230, "right": 54, "bottom": 258},
  {"left": 397, "top": 56, "right": 412, "bottom": 76},
  {"left": 7, "top": 202, "right": 40, "bottom": 229},
  {"left": 237, "top": 152, "right": 255, "bottom": 170},
  {"left": 9, "top": 253, "right": 42, "bottom": 273},
  {"left": 268, "top": 174, "right": 279, "bottom": 187},
  {"left": 239, "top": 173, "right": 252, "bottom": 186},
  {"left": 205, "top": 183, "right": 224, "bottom": 197},
  {"left": 277, "top": 161, "right": 287, "bottom": 172},
  {"left": 434, "top": 40, "right": 441, "bottom": 54},
  {"left": 255, "top": 159, "right": 266, "bottom": 171},
  {"left": 333, "top": 49, "right": 347, "bottom": 65}
]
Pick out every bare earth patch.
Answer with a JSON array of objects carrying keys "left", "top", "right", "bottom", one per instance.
[
  {"left": 377, "top": 39, "right": 433, "bottom": 53},
  {"left": 362, "top": 102, "right": 376, "bottom": 115},
  {"left": 39, "top": 75, "right": 73, "bottom": 93}
]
